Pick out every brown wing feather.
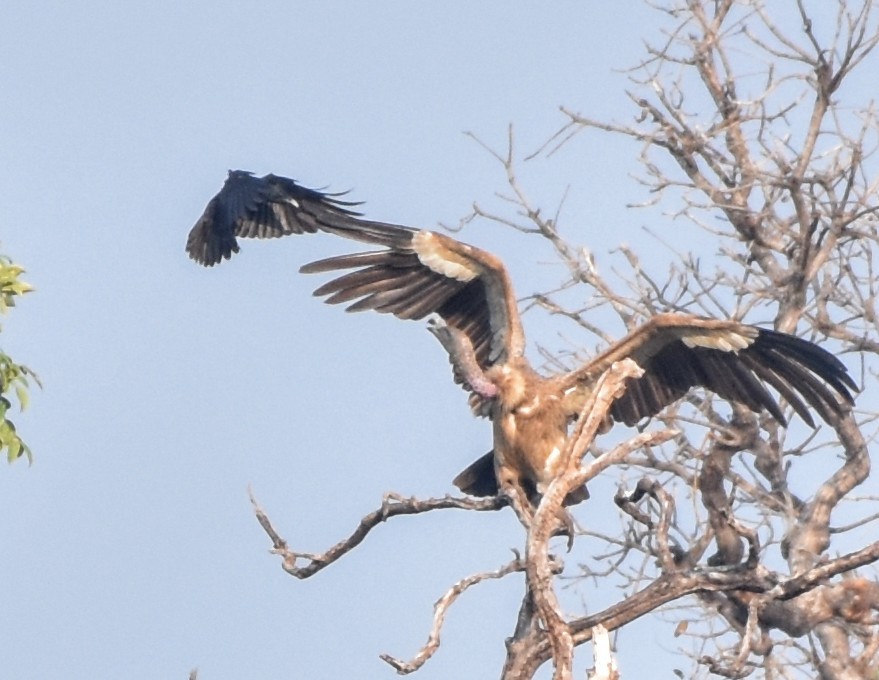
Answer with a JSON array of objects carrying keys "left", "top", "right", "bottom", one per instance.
[
  {"left": 187, "top": 171, "right": 526, "bottom": 406},
  {"left": 561, "top": 313, "right": 856, "bottom": 427},
  {"left": 302, "top": 235, "right": 524, "bottom": 412}
]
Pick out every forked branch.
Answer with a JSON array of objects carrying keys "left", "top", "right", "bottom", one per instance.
[
  {"left": 251, "top": 489, "right": 504, "bottom": 579},
  {"left": 380, "top": 554, "right": 533, "bottom": 674}
]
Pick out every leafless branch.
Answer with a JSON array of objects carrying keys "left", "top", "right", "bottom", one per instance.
[
  {"left": 250, "top": 488, "right": 504, "bottom": 579},
  {"left": 380, "top": 555, "right": 530, "bottom": 674}
]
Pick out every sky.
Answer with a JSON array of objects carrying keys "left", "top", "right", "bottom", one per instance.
[{"left": 0, "top": 2, "right": 868, "bottom": 680}]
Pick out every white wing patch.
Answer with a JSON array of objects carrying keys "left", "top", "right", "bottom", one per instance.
[
  {"left": 413, "top": 231, "right": 479, "bottom": 282},
  {"left": 681, "top": 331, "right": 754, "bottom": 352}
]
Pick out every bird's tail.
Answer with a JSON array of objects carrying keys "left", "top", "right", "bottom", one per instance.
[{"left": 453, "top": 451, "right": 589, "bottom": 506}]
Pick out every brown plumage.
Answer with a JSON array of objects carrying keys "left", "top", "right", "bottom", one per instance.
[{"left": 187, "top": 171, "right": 858, "bottom": 506}]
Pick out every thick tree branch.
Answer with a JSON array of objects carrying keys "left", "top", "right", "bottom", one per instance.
[{"left": 512, "top": 541, "right": 879, "bottom": 676}]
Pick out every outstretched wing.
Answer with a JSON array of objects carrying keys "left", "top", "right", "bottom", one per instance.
[
  {"left": 186, "top": 170, "right": 364, "bottom": 267},
  {"left": 187, "top": 170, "right": 526, "bottom": 396},
  {"left": 559, "top": 313, "right": 856, "bottom": 427}
]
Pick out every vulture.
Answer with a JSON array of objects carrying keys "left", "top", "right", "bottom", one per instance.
[{"left": 187, "top": 170, "right": 857, "bottom": 507}]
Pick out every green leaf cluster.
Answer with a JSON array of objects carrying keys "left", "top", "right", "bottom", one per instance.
[
  {"left": 0, "top": 253, "right": 37, "bottom": 463},
  {"left": 0, "top": 258, "right": 33, "bottom": 315}
]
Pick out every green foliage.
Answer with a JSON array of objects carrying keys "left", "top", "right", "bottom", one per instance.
[{"left": 0, "top": 253, "right": 37, "bottom": 463}]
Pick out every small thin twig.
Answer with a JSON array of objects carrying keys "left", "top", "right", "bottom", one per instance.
[
  {"left": 615, "top": 478, "right": 679, "bottom": 571},
  {"left": 734, "top": 597, "right": 762, "bottom": 672},
  {"left": 380, "top": 554, "right": 531, "bottom": 674}
]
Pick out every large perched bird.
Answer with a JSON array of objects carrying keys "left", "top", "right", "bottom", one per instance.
[{"left": 187, "top": 170, "right": 857, "bottom": 507}]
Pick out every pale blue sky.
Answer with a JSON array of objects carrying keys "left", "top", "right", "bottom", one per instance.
[{"left": 0, "top": 2, "right": 861, "bottom": 679}]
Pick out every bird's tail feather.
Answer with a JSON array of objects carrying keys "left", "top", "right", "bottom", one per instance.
[{"left": 453, "top": 451, "right": 589, "bottom": 506}]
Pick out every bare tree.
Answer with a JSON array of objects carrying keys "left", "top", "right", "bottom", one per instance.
[
  {"left": 254, "top": 1, "right": 879, "bottom": 678},
  {"left": 472, "top": 0, "right": 879, "bottom": 677}
]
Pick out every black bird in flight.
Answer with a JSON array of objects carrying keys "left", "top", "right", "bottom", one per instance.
[{"left": 187, "top": 170, "right": 857, "bottom": 507}]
